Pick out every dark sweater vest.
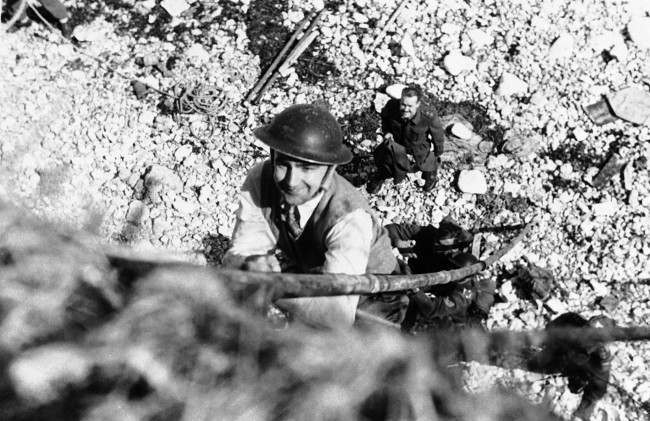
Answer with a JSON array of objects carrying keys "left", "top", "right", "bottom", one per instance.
[{"left": 258, "top": 161, "right": 396, "bottom": 274}]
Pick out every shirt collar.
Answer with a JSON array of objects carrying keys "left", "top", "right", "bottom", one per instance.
[
  {"left": 295, "top": 191, "right": 324, "bottom": 228},
  {"left": 410, "top": 108, "right": 423, "bottom": 125}
]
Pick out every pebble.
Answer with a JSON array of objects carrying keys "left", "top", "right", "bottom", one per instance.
[
  {"left": 467, "top": 28, "right": 493, "bottom": 48},
  {"left": 441, "top": 23, "right": 461, "bottom": 35},
  {"left": 544, "top": 297, "right": 567, "bottom": 314},
  {"left": 400, "top": 34, "right": 416, "bottom": 57},
  {"left": 622, "top": 162, "right": 635, "bottom": 191},
  {"left": 174, "top": 144, "right": 193, "bottom": 162},
  {"left": 547, "top": 34, "right": 574, "bottom": 60},
  {"left": 450, "top": 122, "right": 473, "bottom": 139},
  {"left": 185, "top": 44, "right": 210, "bottom": 62},
  {"left": 144, "top": 165, "right": 183, "bottom": 193},
  {"left": 572, "top": 127, "right": 588, "bottom": 142},
  {"left": 592, "top": 200, "right": 619, "bottom": 217},
  {"left": 443, "top": 50, "right": 476, "bottom": 76},
  {"left": 374, "top": 92, "right": 390, "bottom": 113},
  {"left": 161, "top": 0, "right": 189, "bottom": 17},
  {"left": 627, "top": 16, "right": 650, "bottom": 49},
  {"left": 457, "top": 169, "right": 487, "bottom": 194},
  {"left": 139, "top": 111, "right": 156, "bottom": 126},
  {"left": 385, "top": 84, "right": 406, "bottom": 99},
  {"left": 126, "top": 200, "right": 147, "bottom": 224},
  {"left": 495, "top": 72, "right": 528, "bottom": 96}
]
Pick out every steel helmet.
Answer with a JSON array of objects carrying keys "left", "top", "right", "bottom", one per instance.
[{"left": 254, "top": 104, "right": 352, "bottom": 165}]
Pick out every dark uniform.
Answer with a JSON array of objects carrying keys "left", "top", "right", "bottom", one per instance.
[{"left": 373, "top": 99, "right": 446, "bottom": 185}]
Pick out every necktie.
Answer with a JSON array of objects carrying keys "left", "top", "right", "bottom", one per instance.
[{"left": 281, "top": 203, "right": 302, "bottom": 238}]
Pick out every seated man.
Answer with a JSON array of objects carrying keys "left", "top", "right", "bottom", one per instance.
[
  {"left": 385, "top": 217, "right": 495, "bottom": 332},
  {"left": 368, "top": 84, "right": 446, "bottom": 193},
  {"left": 7, "top": 0, "right": 73, "bottom": 36},
  {"left": 224, "top": 104, "right": 398, "bottom": 329}
]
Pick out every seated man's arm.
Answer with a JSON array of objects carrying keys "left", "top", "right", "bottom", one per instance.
[
  {"left": 222, "top": 164, "right": 277, "bottom": 269},
  {"left": 275, "top": 210, "right": 373, "bottom": 328},
  {"left": 428, "top": 113, "right": 446, "bottom": 156}
]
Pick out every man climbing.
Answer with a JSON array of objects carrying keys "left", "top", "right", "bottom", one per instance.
[
  {"left": 368, "top": 84, "right": 446, "bottom": 193},
  {"left": 223, "top": 104, "right": 400, "bottom": 329}
]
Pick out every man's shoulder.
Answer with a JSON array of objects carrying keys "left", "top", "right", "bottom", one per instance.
[
  {"left": 326, "top": 173, "right": 371, "bottom": 214},
  {"left": 381, "top": 98, "right": 401, "bottom": 119}
]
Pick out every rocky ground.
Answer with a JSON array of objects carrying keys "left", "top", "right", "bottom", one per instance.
[{"left": 1, "top": 0, "right": 649, "bottom": 419}]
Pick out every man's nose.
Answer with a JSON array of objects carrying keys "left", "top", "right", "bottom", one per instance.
[{"left": 284, "top": 167, "right": 302, "bottom": 187}]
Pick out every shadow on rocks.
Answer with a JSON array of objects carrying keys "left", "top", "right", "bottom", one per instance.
[
  {"left": 202, "top": 232, "right": 232, "bottom": 266},
  {"left": 338, "top": 106, "right": 381, "bottom": 187}
]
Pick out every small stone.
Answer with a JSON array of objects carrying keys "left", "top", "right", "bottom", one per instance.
[
  {"left": 173, "top": 197, "right": 196, "bottom": 215},
  {"left": 589, "top": 279, "right": 609, "bottom": 296},
  {"left": 186, "top": 44, "right": 210, "bottom": 62},
  {"left": 450, "top": 122, "right": 473, "bottom": 140},
  {"left": 443, "top": 50, "right": 476, "bottom": 76},
  {"left": 610, "top": 40, "right": 628, "bottom": 61},
  {"left": 160, "top": 0, "right": 189, "bottom": 17},
  {"left": 592, "top": 200, "right": 619, "bottom": 217},
  {"left": 175, "top": 144, "right": 193, "bottom": 162},
  {"left": 374, "top": 92, "right": 391, "bottom": 113},
  {"left": 198, "top": 185, "right": 214, "bottom": 204},
  {"left": 126, "top": 200, "right": 147, "bottom": 224},
  {"left": 400, "top": 34, "right": 416, "bottom": 57},
  {"left": 440, "top": 23, "right": 461, "bottom": 34},
  {"left": 573, "top": 127, "right": 588, "bottom": 142},
  {"left": 496, "top": 72, "right": 527, "bottom": 96},
  {"left": 548, "top": 34, "right": 574, "bottom": 60},
  {"left": 622, "top": 162, "right": 635, "bottom": 191},
  {"left": 627, "top": 16, "right": 650, "bottom": 49},
  {"left": 141, "top": 0, "right": 156, "bottom": 9},
  {"left": 457, "top": 170, "right": 487, "bottom": 194},
  {"left": 606, "top": 86, "right": 650, "bottom": 125},
  {"left": 386, "top": 84, "right": 407, "bottom": 99},
  {"left": 467, "top": 28, "right": 493, "bottom": 48},
  {"left": 139, "top": 110, "right": 156, "bottom": 125},
  {"left": 144, "top": 165, "right": 183, "bottom": 193},
  {"left": 544, "top": 297, "right": 567, "bottom": 314}
]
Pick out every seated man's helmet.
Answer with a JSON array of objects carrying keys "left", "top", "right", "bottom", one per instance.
[{"left": 254, "top": 104, "right": 353, "bottom": 165}]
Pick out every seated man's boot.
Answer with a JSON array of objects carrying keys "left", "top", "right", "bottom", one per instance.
[{"left": 421, "top": 171, "right": 437, "bottom": 192}]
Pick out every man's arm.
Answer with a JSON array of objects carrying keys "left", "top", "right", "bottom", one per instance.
[
  {"left": 222, "top": 163, "right": 277, "bottom": 269},
  {"left": 427, "top": 112, "right": 446, "bottom": 156}
]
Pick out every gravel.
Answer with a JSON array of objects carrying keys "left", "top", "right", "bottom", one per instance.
[{"left": 1, "top": 0, "right": 650, "bottom": 418}]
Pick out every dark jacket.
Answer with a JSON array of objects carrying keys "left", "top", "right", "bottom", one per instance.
[
  {"left": 381, "top": 99, "right": 446, "bottom": 172},
  {"left": 257, "top": 161, "right": 397, "bottom": 274}
]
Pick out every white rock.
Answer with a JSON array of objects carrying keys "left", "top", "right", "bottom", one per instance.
[
  {"left": 610, "top": 40, "right": 628, "bottom": 61},
  {"left": 71, "top": 26, "right": 106, "bottom": 42},
  {"left": 628, "top": 17, "right": 650, "bottom": 49},
  {"left": 141, "top": 0, "right": 156, "bottom": 9},
  {"left": 126, "top": 200, "right": 147, "bottom": 224},
  {"left": 173, "top": 197, "right": 196, "bottom": 215},
  {"left": 288, "top": 10, "right": 305, "bottom": 24},
  {"left": 198, "top": 185, "right": 214, "bottom": 204},
  {"left": 374, "top": 92, "right": 391, "bottom": 113},
  {"left": 145, "top": 165, "right": 183, "bottom": 193},
  {"left": 175, "top": 144, "right": 193, "bottom": 161},
  {"left": 487, "top": 154, "right": 511, "bottom": 169},
  {"left": 139, "top": 110, "right": 156, "bottom": 125},
  {"left": 548, "top": 34, "right": 574, "bottom": 60},
  {"left": 443, "top": 50, "right": 476, "bottom": 76},
  {"left": 592, "top": 200, "right": 619, "bottom": 217},
  {"left": 401, "top": 34, "right": 416, "bottom": 57},
  {"left": 441, "top": 23, "right": 461, "bottom": 34},
  {"left": 467, "top": 28, "right": 493, "bottom": 48},
  {"left": 386, "top": 84, "right": 406, "bottom": 99},
  {"left": 544, "top": 297, "right": 567, "bottom": 314},
  {"left": 622, "top": 162, "right": 635, "bottom": 191},
  {"left": 450, "top": 122, "right": 473, "bottom": 139},
  {"left": 503, "top": 181, "right": 520, "bottom": 194},
  {"left": 496, "top": 72, "right": 527, "bottom": 96},
  {"left": 589, "top": 279, "right": 609, "bottom": 296},
  {"left": 161, "top": 0, "right": 189, "bottom": 17},
  {"left": 573, "top": 127, "right": 588, "bottom": 142},
  {"left": 457, "top": 170, "right": 487, "bottom": 194},
  {"left": 186, "top": 44, "right": 211, "bottom": 62}
]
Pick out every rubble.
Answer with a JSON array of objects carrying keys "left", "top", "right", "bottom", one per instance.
[
  {"left": 443, "top": 50, "right": 476, "bottom": 76},
  {"left": 386, "top": 84, "right": 406, "bottom": 99},
  {"left": 496, "top": 72, "right": 528, "bottom": 96},
  {"left": 547, "top": 34, "right": 574, "bottom": 60},
  {"left": 606, "top": 86, "right": 650, "bottom": 125},
  {"left": 457, "top": 169, "right": 487, "bottom": 194}
]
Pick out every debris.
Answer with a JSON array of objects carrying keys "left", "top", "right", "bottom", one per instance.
[
  {"left": 572, "top": 127, "right": 588, "bottom": 142},
  {"left": 583, "top": 98, "right": 618, "bottom": 125},
  {"left": 548, "top": 34, "right": 574, "bottom": 60},
  {"left": 144, "top": 165, "right": 183, "bottom": 194},
  {"left": 606, "top": 86, "right": 650, "bottom": 125},
  {"left": 160, "top": 0, "right": 190, "bottom": 17},
  {"left": 627, "top": 16, "right": 650, "bottom": 49},
  {"left": 457, "top": 169, "right": 487, "bottom": 194},
  {"left": 126, "top": 200, "right": 147, "bottom": 224},
  {"left": 597, "top": 295, "right": 619, "bottom": 312},
  {"left": 131, "top": 80, "right": 149, "bottom": 100},
  {"left": 440, "top": 114, "right": 492, "bottom": 164},
  {"left": 174, "top": 144, "right": 193, "bottom": 162},
  {"left": 386, "top": 84, "right": 407, "bottom": 99},
  {"left": 441, "top": 23, "right": 461, "bottom": 34},
  {"left": 443, "top": 50, "right": 476, "bottom": 76},
  {"left": 495, "top": 72, "right": 527, "bottom": 96},
  {"left": 590, "top": 154, "right": 625, "bottom": 187},
  {"left": 139, "top": 110, "right": 156, "bottom": 126}
]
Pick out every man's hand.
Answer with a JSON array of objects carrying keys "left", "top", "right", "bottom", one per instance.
[
  {"left": 382, "top": 133, "right": 394, "bottom": 144},
  {"left": 242, "top": 254, "right": 281, "bottom": 272}
]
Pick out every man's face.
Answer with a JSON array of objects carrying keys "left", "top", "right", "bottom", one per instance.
[
  {"left": 273, "top": 152, "right": 330, "bottom": 206},
  {"left": 400, "top": 94, "right": 420, "bottom": 120}
]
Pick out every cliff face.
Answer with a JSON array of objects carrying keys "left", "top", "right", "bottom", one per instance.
[{"left": 0, "top": 202, "right": 558, "bottom": 421}]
